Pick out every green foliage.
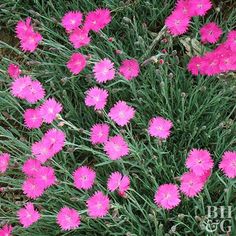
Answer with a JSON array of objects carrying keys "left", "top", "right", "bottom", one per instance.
[{"left": 0, "top": 0, "right": 236, "bottom": 235}]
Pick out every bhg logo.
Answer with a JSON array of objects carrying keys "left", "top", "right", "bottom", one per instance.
[{"left": 200, "top": 206, "right": 232, "bottom": 234}]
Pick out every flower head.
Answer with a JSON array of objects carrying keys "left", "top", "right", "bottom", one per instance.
[
  {"left": 107, "top": 172, "right": 130, "bottom": 196},
  {"left": 34, "top": 166, "right": 56, "bottom": 189},
  {"left": 0, "top": 224, "right": 13, "bottom": 236},
  {"left": 57, "top": 207, "right": 81, "bottom": 231},
  {"left": 148, "top": 116, "right": 173, "bottom": 139},
  {"left": 200, "top": 22, "right": 222, "bottom": 44},
  {"left": 86, "top": 191, "right": 110, "bottom": 218},
  {"left": 165, "top": 10, "right": 190, "bottom": 36},
  {"left": 23, "top": 80, "right": 45, "bottom": 104},
  {"left": 8, "top": 64, "right": 21, "bottom": 79},
  {"left": 154, "top": 184, "right": 181, "bottom": 210},
  {"left": 69, "top": 27, "right": 91, "bottom": 48},
  {"left": 84, "top": 9, "right": 111, "bottom": 32},
  {"left": 85, "top": 87, "right": 109, "bottom": 110},
  {"left": 93, "top": 59, "right": 115, "bottom": 83},
  {"left": 22, "top": 158, "right": 42, "bottom": 176},
  {"left": 61, "top": 11, "right": 83, "bottom": 32},
  {"left": 104, "top": 135, "right": 129, "bottom": 160},
  {"left": 31, "top": 140, "right": 54, "bottom": 163},
  {"left": 67, "top": 53, "right": 87, "bottom": 75},
  {"left": 10, "top": 76, "right": 32, "bottom": 99},
  {"left": 20, "top": 31, "right": 42, "bottom": 52},
  {"left": 175, "top": 0, "right": 195, "bottom": 17},
  {"left": 73, "top": 166, "right": 96, "bottom": 190},
  {"left": 22, "top": 177, "right": 45, "bottom": 199},
  {"left": 219, "top": 151, "right": 236, "bottom": 178},
  {"left": 186, "top": 149, "right": 214, "bottom": 176},
  {"left": 180, "top": 171, "right": 205, "bottom": 197},
  {"left": 17, "top": 203, "right": 41, "bottom": 228},
  {"left": 39, "top": 98, "right": 62, "bottom": 124},
  {"left": 187, "top": 56, "right": 203, "bottom": 75},
  {"left": 16, "top": 17, "right": 33, "bottom": 39},
  {"left": 42, "top": 128, "right": 66, "bottom": 155},
  {"left": 108, "top": 101, "right": 135, "bottom": 126},
  {"left": 119, "top": 59, "right": 139, "bottom": 80},
  {"left": 0, "top": 153, "right": 10, "bottom": 173},
  {"left": 23, "top": 108, "right": 43, "bottom": 129},
  {"left": 90, "top": 123, "right": 110, "bottom": 145},
  {"left": 189, "top": 0, "right": 212, "bottom": 16}
]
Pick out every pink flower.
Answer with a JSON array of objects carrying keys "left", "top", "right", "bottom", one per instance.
[
  {"left": 39, "top": 98, "right": 62, "bottom": 123},
  {"left": 148, "top": 116, "right": 173, "bottom": 139},
  {"left": 22, "top": 158, "right": 42, "bottom": 176},
  {"left": 189, "top": 0, "right": 212, "bottom": 16},
  {"left": 186, "top": 149, "right": 214, "bottom": 176},
  {"left": 200, "top": 22, "right": 222, "bottom": 44},
  {"left": 57, "top": 207, "right": 80, "bottom": 231},
  {"left": 93, "top": 59, "right": 115, "bottom": 83},
  {"left": 104, "top": 135, "right": 129, "bottom": 160},
  {"left": 199, "top": 54, "right": 220, "bottom": 76},
  {"left": 85, "top": 87, "right": 109, "bottom": 110},
  {"left": 187, "top": 56, "right": 203, "bottom": 75},
  {"left": 108, "top": 101, "right": 135, "bottom": 126},
  {"left": 23, "top": 80, "right": 45, "bottom": 104},
  {"left": 0, "top": 224, "right": 13, "bottom": 236},
  {"left": 69, "top": 28, "right": 91, "bottom": 48},
  {"left": 107, "top": 172, "right": 130, "bottom": 196},
  {"left": 61, "top": 11, "right": 83, "bottom": 32},
  {"left": 154, "top": 184, "right": 181, "bottom": 210},
  {"left": 20, "top": 31, "right": 42, "bottom": 52},
  {"left": 86, "top": 191, "right": 110, "bottom": 218},
  {"left": 226, "top": 30, "right": 236, "bottom": 52},
  {"left": 165, "top": 10, "right": 190, "bottom": 36},
  {"left": 219, "top": 151, "right": 236, "bottom": 178},
  {"left": 8, "top": 64, "right": 21, "bottom": 79},
  {"left": 67, "top": 53, "right": 86, "bottom": 75},
  {"left": 34, "top": 166, "right": 56, "bottom": 189},
  {"left": 23, "top": 108, "right": 43, "bottom": 129},
  {"left": 175, "top": 0, "right": 195, "bottom": 17},
  {"left": 180, "top": 171, "right": 205, "bottom": 197},
  {"left": 90, "top": 123, "right": 110, "bottom": 145},
  {"left": 10, "top": 76, "right": 32, "bottom": 99},
  {"left": 119, "top": 59, "right": 140, "bottom": 80},
  {"left": 32, "top": 140, "right": 54, "bottom": 163},
  {"left": 73, "top": 166, "right": 96, "bottom": 190},
  {"left": 22, "top": 177, "right": 45, "bottom": 199},
  {"left": 84, "top": 9, "right": 111, "bottom": 32},
  {"left": 0, "top": 153, "right": 10, "bottom": 173},
  {"left": 17, "top": 202, "right": 41, "bottom": 228},
  {"left": 16, "top": 17, "right": 33, "bottom": 40},
  {"left": 42, "top": 128, "right": 66, "bottom": 155}
]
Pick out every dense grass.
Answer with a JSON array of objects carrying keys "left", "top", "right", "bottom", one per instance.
[{"left": 0, "top": 0, "right": 236, "bottom": 235}]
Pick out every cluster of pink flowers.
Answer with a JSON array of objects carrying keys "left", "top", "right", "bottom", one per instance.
[
  {"left": 62, "top": 9, "right": 140, "bottom": 80},
  {"left": 165, "top": 2, "right": 235, "bottom": 76},
  {"left": 6, "top": 25, "right": 66, "bottom": 229},
  {"left": 16, "top": 17, "right": 42, "bottom": 52},
  {"left": 154, "top": 146, "right": 236, "bottom": 211},
  {"left": 165, "top": 0, "right": 212, "bottom": 36},
  {"left": 188, "top": 30, "right": 236, "bottom": 76},
  {"left": 10, "top": 75, "right": 45, "bottom": 104},
  {"left": 154, "top": 149, "right": 213, "bottom": 210}
]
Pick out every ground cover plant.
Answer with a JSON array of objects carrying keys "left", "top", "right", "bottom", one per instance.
[{"left": 0, "top": 0, "right": 236, "bottom": 235}]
